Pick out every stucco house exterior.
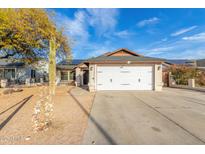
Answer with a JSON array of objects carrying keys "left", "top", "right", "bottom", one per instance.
[
  {"left": 56, "top": 48, "right": 164, "bottom": 91},
  {"left": 0, "top": 59, "right": 48, "bottom": 86}
]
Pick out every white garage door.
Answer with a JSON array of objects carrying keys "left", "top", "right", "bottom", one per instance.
[{"left": 96, "top": 66, "right": 153, "bottom": 90}]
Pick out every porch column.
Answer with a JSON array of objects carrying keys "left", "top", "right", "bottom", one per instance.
[
  {"left": 67, "top": 70, "right": 70, "bottom": 81},
  {"left": 15, "top": 68, "right": 17, "bottom": 80},
  {"left": 154, "top": 64, "right": 163, "bottom": 91},
  {"left": 80, "top": 70, "right": 84, "bottom": 86},
  {"left": 88, "top": 64, "right": 96, "bottom": 92},
  {"left": 75, "top": 67, "right": 81, "bottom": 86},
  {"left": 56, "top": 70, "right": 61, "bottom": 85}
]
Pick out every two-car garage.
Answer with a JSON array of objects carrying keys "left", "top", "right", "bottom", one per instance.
[
  {"left": 96, "top": 66, "right": 153, "bottom": 90},
  {"left": 87, "top": 48, "right": 163, "bottom": 92}
]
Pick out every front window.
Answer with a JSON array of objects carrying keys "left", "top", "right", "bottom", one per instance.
[
  {"left": 61, "top": 71, "right": 68, "bottom": 80},
  {"left": 4, "top": 69, "right": 15, "bottom": 80}
]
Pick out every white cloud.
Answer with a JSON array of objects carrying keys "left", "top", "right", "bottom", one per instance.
[
  {"left": 67, "top": 11, "right": 88, "bottom": 39},
  {"left": 137, "top": 17, "right": 160, "bottom": 27},
  {"left": 171, "top": 26, "right": 197, "bottom": 37},
  {"left": 86, "top": 46, "right": 114, "bottom": 58},
  {"left": 140, "top": 46, "right": 174, "bottom": 56},
  {"left": 140, "top": 38, "right": 205, "bottom": 59},
  {"left": 148, "top": 47, "right": 174, "bottom": 52},
  {"left": 168, "top": 49, "right": 205, "bottom": 59},
  {"left": 53, "top": 9, "right": 120, "bottom": 58},
  {"left": 86, "top": 8, "right": 119, "bottom": 36},
  {"left": 54, "top": 8, "right": 119, "bottom": 44},
  {"left": 114, "top": 30, "right": 135, "bottom": 38},
  {"left": 54, "top": 10, "right": 89, "bottom": 46},
  {"left": 182, "top": 32, "right": 205, "bottom": 41}
]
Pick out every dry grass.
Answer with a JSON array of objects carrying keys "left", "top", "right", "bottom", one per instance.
[{"left": 0, "top": 85, "right": 95, "bottom": 144}]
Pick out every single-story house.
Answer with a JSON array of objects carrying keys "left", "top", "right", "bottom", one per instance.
[
  {"left": 57, "top": 48, "right": 164, "bottom": 91},
  {"left": 0, "top": 59, "right": 48, "bottom": 85},
  {"left": 196, "top": 59, "right": 205, "bottom": 70},
  {"left": 163, "top": 59, "right": 196, "bottom": 69}
]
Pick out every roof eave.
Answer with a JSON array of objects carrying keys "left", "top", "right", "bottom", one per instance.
[{"left": 87, "top": 60, "right": 163, "bottom": 64}]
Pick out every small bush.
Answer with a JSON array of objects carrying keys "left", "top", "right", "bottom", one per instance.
[
  {"left": 195, "top": 71, "right": 205, "bottom": 87},
  {"left": 169, "top": 65, "right": 205, "bottom": 86}
]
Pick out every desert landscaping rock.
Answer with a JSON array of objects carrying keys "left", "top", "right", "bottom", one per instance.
[
  {"left": 0, "top": 86, "right": 94, "bottom": 144},
  {"left": 2, "top": 88, "right": 23, "bottom": 95}
]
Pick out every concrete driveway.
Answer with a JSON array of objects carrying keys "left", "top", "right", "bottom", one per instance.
[{"left": 82, "top": 88, "right": 205, "bottom": 145}]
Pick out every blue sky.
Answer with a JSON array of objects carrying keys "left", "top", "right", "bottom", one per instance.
[{"left": 52, "top": 8, "right": 205, "bottom": 59}]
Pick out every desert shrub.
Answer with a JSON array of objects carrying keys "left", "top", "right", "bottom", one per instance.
[
  {"left": 169, "top": 65, "right": 197, "bottom": 85},
  {"left": 195, "top": 71, "right": 205, "bottom": 87},
  {"left": 169, "top": 65, "right": 205, "bottom": 86}
]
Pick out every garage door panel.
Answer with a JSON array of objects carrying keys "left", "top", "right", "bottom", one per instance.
[{"left": 96, "top": 66, "right": 153, "bottom": 90}]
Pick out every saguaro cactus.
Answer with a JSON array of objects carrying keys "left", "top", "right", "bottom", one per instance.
[
  {"left": 33, "top": 37, "right": 57, "bottom": 132},
  {"left": 49, "top": 37, "right": 56, "bottom": 95},
  {"left": 44, "top": 37, "right": 57, "bottom": 126}
]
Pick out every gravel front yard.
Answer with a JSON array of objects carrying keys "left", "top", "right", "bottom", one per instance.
[{"left": 0, "top": 86, "right": 95, "bottom": 144}]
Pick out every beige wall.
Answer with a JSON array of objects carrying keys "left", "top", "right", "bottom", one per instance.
[
  {"left": 88, "top": 64, "right": 96, "bottom": 92},
  {"left": 154, "top": 64, "right": 163, "bottom": 91},
  {"left": 76, "top": 67, "right": 86, "bottom": 86},
  {"left": 75, "top": 67, "right": 81, "bottom": 86}
]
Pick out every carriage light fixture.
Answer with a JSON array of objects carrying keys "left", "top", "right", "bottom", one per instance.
[
  {"left": 90, "top": 67, "right": 93, "bottom": 71},
  {"left": 158, "top": 65, "right": 161, "bottom": 70}
]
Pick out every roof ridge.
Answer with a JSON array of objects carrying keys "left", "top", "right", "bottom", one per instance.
[{"left": 105, "top": 48, "right": 142, "bottom": 57}]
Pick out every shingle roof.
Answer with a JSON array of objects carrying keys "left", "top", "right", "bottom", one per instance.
[
  {"left": 87, "top": 55, "right": 164, "bottom": 62},
  {"left": 0, "top": 59, "right": 25, "bottom": 68},
  {"left": 57, "top": 59, "right": 84, "bottom": 69},
  {"left": 165, "top": 59, "right": 195, "bottom": 65},
  {"left": 57, "top": 48, "right": 164, "bottom": 69},
  {"left": 85, "top": 48, "right": 164, "bottom": 63}
]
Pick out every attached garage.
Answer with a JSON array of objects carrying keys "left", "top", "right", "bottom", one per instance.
[
  {"left": 83, "top": 48, "right": 164, "bottom": 92},
  {"left": 96, "top": 66, "right": 153, "bottom": 90}
]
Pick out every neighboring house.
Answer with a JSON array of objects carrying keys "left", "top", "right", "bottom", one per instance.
[
  {"left": 163, "top": 59, "right": 196, "bottom": 69},
  {"left": 163, "top": 59, "right": 205, "bottom": 70},
  {"left": 0, "top": 59, "right": 47, "bottom": 85},
  {"left": 56, "top": 48, "right": 164, "bottom": 91},
  {"left": 196, "top": 59, "right": 205, "bottom": 70}
]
